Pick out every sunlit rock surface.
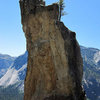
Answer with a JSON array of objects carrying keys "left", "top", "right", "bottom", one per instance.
[{"left": 20, "top": 0, "right": 86, "bottom": 100}]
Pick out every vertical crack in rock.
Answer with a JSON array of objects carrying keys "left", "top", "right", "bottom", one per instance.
[{"left": 19, "top": 0, "right": 86, "bottom": 100}]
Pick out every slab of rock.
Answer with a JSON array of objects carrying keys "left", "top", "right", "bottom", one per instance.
[{"left": 19, "top": 0, "right": 86, "bottom": 100}]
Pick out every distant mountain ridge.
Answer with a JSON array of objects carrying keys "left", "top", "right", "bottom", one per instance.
[
  {"left": 0, "top": 51, "right": 28, "bottom": 91},
  {"left": 0, "top": 53, "right": 15, "bottom": 78},
  {"left": 80, "top": 46, "right": 100, "bottom": 67},
  {"left": 0, "top": 46, "right": 100, "bottom": 100},
  {"left": 80, "top": 46, "right": 100, "bottom": 100}
]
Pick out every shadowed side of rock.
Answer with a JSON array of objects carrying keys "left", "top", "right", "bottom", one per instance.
[{"left": 19, "top": 0, "right": 86, "bottom": 100}]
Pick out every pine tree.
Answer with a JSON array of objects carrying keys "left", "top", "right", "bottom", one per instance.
[{"left": 58, "top": 0, "right": 66, "bottom": 21}]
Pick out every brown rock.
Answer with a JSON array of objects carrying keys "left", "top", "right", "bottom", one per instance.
[{"left": 19, "top": 0, "right": 86, "bottom": 100}]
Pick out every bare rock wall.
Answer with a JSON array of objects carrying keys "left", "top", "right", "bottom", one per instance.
[{"left": 19, "top": 0, "right": 86, "bottom": 100}]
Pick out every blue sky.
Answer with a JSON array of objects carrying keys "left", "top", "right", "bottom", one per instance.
[{"left": 0, "top": 0, "right": 100, "bottom": 56}]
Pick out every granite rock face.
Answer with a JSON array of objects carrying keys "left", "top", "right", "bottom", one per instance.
[{"left": 19, "top": 0, "right": 86, "bottom": 100}]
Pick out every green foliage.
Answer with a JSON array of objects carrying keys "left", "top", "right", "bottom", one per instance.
[{"left": 58, "top": 0, "right": 66, "bottom": 21}]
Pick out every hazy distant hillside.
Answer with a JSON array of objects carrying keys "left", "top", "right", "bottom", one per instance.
[
  {"left": 81, "top": 46, "right": 100, "bottom": 68},
  {"left": 0, "top": 51, "right": 28, "bottom": 92},
  {"left": 0, "top": 85, "right": 23, "bottom": 100},
  {"left": 81, "top": 46, "right": 100, "bottom": 100},
  {"left": 0, "top": 52, "right": 28, "bottom": 100},
  {"left": 0, "top": 54, "right": 15, "bottom": 78}
]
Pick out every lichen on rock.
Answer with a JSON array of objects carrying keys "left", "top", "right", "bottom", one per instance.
[{"left": 19, "top": 0, "right": 86, "bottom": 100}]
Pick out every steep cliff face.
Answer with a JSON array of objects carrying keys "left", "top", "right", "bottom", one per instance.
[{"left": 20, "top": 0, "right": 86, "bottom": 100}]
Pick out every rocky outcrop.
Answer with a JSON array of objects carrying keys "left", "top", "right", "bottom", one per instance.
[{"left": 19, "top": 0, "right": 86, "bottom": 100}]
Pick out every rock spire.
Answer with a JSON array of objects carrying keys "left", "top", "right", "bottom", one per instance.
[{"left": 19, "top": 0, "right": 86, "bottom": 100}]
